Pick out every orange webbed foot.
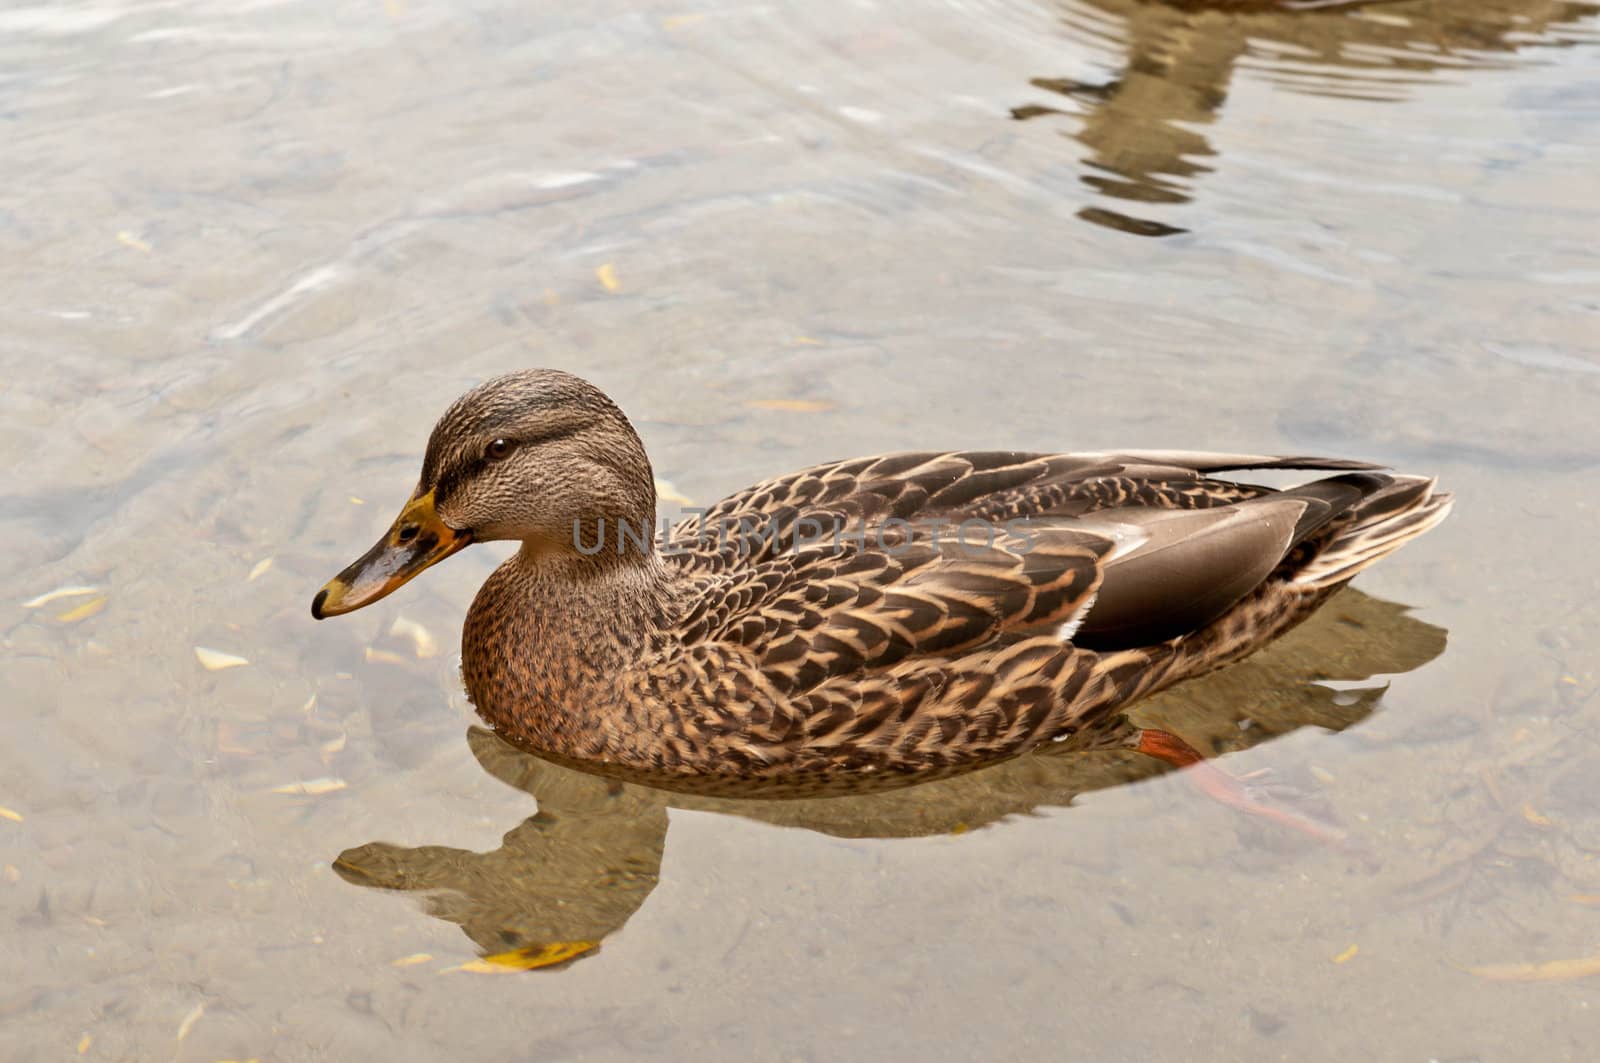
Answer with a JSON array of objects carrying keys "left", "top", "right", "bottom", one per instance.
[{"left": 1131, "top": 728, "right": 1355, "bottom": 850}]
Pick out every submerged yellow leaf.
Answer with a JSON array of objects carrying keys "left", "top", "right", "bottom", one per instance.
[
  {"left": 388, "top": 616, "right": 438, "bottom": 659},
  {"left": 349, "top": 495, "right": 366, "bottom": 505},
  {"left": 23, "top": 585, "right": 100, "bottom": 608},
  {"left": 1522, "top": 804, "right": 1553, "bottom": 827},
  {"left": 117, "top": 230, "right": 152, "bottom": 253},
  {"left": 57, "top": 597, "right": 107, "bottom": 623},
  {"left": 247, "top": 557, "right": 274, "bottom": 582},
  {"left": 595, "top": 263, "right": 620, "bottom": 293},
  {"left": 448, "top": 941, "right": 598, "bottom": 973},
  {"left": 746, "top": 399, "right": 832, "bottom": 413},
  {"left": 176, "top": 1001, "right": 205, "bottom": 1041},
  {"left": 364, "top": 647, "right": 408, "bottom": 665},
  {"left": 0, "top": 806, "right": 22, "bottom": 823},
  {"left": 1468, "top": 953, "right": 1600, "bottom": 982},
  {"left": 391, "top": 952, "right": 434, "bottom": 967},
  {"left": 1567, "top": 894, "right": 1600, "bottom": 906},
  {"left": 792, "top": 335, "right": 823, "bottom": 346},
  {"left": 195, "top": 647, "right": 249, "bottom": 670},
  {"left": 269, "top": 778, "right": 347, "bottom": 796},
  {"left": 77, "top": 1033, "right": 91, "bottom": 1054},
  {"left": 1332, "top": 944, "right": 1360, "bottom": 965},
  {"left": 653, "top": 478, "right": 694, "bottom": 507}
]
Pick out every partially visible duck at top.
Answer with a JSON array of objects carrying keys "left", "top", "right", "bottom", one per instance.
[{"left": 312, "top": 369, "right": 1450, "bottom": 815}]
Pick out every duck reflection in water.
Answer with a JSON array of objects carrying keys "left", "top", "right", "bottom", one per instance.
[
  {"left": 334, "top": 588, "right": 1445, "bottom": 969},
  {"left": 1017, "top": 0, "right": 1599, "bottom": 236}
]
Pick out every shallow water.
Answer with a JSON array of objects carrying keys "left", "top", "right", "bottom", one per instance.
[{"left": 4, "top": 0, "right": 1600, "bottom": 1059}]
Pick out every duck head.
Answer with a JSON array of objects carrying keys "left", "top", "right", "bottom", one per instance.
[{"left": 311, "top": 369, "right": 655, "bottom": 619}]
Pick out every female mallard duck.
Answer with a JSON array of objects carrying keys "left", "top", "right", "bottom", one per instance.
[{"left": 313, "top": 369, "right": 1450, "bottom": 803}]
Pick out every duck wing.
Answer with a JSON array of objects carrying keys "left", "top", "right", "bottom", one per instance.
[
  {"left": 671, "top": 449, "right": 1380, "bottom": 552},
  {"left": 665, "top": 450, "right": 1403, "bottom": 689}
]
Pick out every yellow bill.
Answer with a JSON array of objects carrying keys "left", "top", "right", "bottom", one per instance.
[{"left": 312, "top": 488, "right": 470, "bottom": 619}]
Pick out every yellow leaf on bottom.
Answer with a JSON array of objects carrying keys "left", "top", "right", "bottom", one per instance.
[
  {"left": 22, "top": 585, "right": 100, "bottom": 608},
  {"left": 653, "top": 478, "right": 694, "bottom": 507},
  {"left": 1468, "top": 953, "right": 1600, "bottom": 981},
  {"left": 269, "top": 778, "right": 347, "bottom": 796},
  {"left": 448, "top": 941, "right": 598, "bottom": 973},
  {"left": 746, "top": 399, "right": 832, "bottom": 413},
  {"left": 176, "top": 1002, "right": 205, "bottom": 1041},
  {"left": 391, "top": 952, "right": 434, "bottom": 967},
  {"left": 364, "top": 647, "right": 408, "bottom": 665},
  {"left": 57, "top": 597, "right": 107, "bottom": 623},
  {"left": 388, "top": 616, "right": 438, "bottom": 659},
  {"left": 195, "top": 647, "right": 250, "bottom": 670}
]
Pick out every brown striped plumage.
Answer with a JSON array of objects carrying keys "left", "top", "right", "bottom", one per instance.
[{"left": 315, "top": 370, "right": 1452, "bottom": 797}]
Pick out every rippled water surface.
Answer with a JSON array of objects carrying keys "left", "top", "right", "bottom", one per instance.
[{"left": 5, "top": 0, "right": 1600, "bottom": 1059}]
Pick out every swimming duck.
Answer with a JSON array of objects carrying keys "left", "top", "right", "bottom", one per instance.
[{"left": 312, "top": 369, "right": 1450, "bottom": 800}]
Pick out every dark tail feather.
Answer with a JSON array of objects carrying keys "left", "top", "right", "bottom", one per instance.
[{"left": 1289, "top": 475, "right": 1452, "bottom": 588}]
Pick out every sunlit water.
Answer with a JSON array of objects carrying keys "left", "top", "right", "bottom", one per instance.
[{"left": 4, "top": 0, "right": 1599, "bottom": 1059}]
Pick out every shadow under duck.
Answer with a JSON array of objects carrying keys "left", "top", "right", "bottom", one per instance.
[{"left": 312, "top": 369, "right": 1450, "bottom": 802}]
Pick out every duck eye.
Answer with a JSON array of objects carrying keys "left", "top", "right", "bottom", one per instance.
[{"left": 485, "top": 438, "right": 513, "bottom": 461}]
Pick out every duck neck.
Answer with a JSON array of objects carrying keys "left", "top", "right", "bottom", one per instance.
[{"left": 461, "top": 543, "right": 676, "bottom": 758}]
